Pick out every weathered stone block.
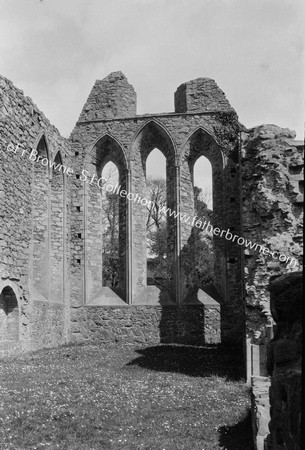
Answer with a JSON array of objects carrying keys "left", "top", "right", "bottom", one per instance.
[{"left": 175, "top": 78, "right": 233, "bottom": 113}]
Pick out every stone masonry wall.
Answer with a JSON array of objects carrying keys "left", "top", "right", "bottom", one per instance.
[
  {"left": 264, "top": 272, "right": 302, "bottom": 450},
  {"left": 2, "top": 71, "right": 302, "bottom": 360},
  {"left": 175, "top": 77, "right": 234, "bottom": 113},
  {"left": 70, "top": 72, "right": 244, "bottom": 347},
  {"left": 0, "top": 75, "right": 71, "bottom": 357},
  {"left": 241, "top": 125, "right": 303, "bottom": 336},
  {"left": 79, "top": 71, "right": 137, "bottom": 121},
  {"left": 70, "top": 304, "right": 220, "bottom": 345}
]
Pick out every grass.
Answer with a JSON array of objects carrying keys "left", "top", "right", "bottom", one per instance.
[{"left": 0, "top": 343, "right": 253, "bottom": 450}]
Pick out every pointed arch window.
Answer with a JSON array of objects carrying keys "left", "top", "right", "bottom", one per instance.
[
  {"left": 131, "top": 121, "right": 176, "bottom": 302},
  {"left": 85, "top": 135, "right": 128, "bottom": 303},
  {"left": 146, "top": 148, "right": 167, "bottom": 286},
  {"left": 180, "top": 128, "right": 223, "bottom": 301},
  {"left": 32, "top": 135, "right": 50, "bottom": 299}
]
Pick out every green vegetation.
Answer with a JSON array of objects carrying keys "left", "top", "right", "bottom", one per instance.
[
  {"left": 0, "top": 343, "right": 253, "bottom": 449},
  {"left": 102, "top": 190, "right": 120, "bottom": 287}
]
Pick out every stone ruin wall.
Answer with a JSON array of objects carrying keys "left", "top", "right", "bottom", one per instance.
[
  {"left": 69, "top": 72, "right": 244, "bottom": 348},
  {"left": 0, "top": 75, "right": 71, "bottom": 357},
  {"left": 0, "top": 71, "right": 303, "bottom": 358},
  {"left": 264, "top": 271, "right": 302, "bottom": 450},
  {"left": 241, "top": 125, "right": 303, "bottom": 338},
  {"left": 71, "top": 304, "right": 221, "bottom": 346}
]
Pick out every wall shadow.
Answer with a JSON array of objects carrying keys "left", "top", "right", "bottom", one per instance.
[
  {"left": 158, "top": 303, "right": 216, "bottom": 346},
  {"left": 218, "top": 409, "right": 254, "bottom": 450},
  {"left": 127, "top": 344, "right": 245, "bottom": 381}
]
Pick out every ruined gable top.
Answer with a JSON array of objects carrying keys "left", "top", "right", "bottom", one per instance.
[
  {"left": 78, "top": 71, "right": 137, "bottom": 122},
  {"left": 174, "top": 76, "right": 234, "bottom": 113},
  {"left": 0, "top": 74, "right": 62, "bottom": 135},
  {"left": 100, "top": 71, "right": 129, "bottom": 82},
  {"left": 77, "top": 72, "right": 235, "bottom": 124}
]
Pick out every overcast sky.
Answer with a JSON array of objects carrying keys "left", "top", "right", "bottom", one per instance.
[{"left": 0, "top": 0, "right": 304, "bottom": 193}]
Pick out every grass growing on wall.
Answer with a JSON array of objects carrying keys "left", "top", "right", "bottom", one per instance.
[{"left": 0, "top": 343, "right": 253, "bottom": 449}]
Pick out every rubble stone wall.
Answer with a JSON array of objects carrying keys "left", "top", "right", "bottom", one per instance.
[
  {"left": 0, "top": 75, "right": 71, "bottom": 357},
  {"left": 241, "top": 125, "right": 303, "bottom": 336},
  {"left": 70, "top": 304, "right": 220, "bottom": 345},
  {"left": 264, "top": 271, "right": 302, "bottom": 450},
  {"left": 1, "top": 71, "right": 303, "bottom": 359},
  {"left": 70, "top": 72, "right": 244, "bottom": 347},
  {"left": 79, "top": 71, "right": 137, "bottom": 121},
  {"left": 174, "top": 77, "right": 234, "bottom": 113}
]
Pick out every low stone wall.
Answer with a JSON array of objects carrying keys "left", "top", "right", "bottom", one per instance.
[
  {"left": 264, "top": 272, "right": 302, "bottom": 450},
  {"left": 70, "top": 305, "right": 220, "bottom": 345}
]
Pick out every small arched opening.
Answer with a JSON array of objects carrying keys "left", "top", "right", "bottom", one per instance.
[{"left": 0, "top": 286, "right": 19, "bottom": 341}]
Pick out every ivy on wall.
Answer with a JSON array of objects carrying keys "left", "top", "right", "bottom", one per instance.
[{"left": 213, "top": 111, "right": 240, "bottom": 153}]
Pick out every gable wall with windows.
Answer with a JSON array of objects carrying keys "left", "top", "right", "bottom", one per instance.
[
  {"left": 0, "top": 75, "right": 71, "bottom": 357},
  {"left": 1, "top": 72, "right": 302, "bottom": 358}
]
